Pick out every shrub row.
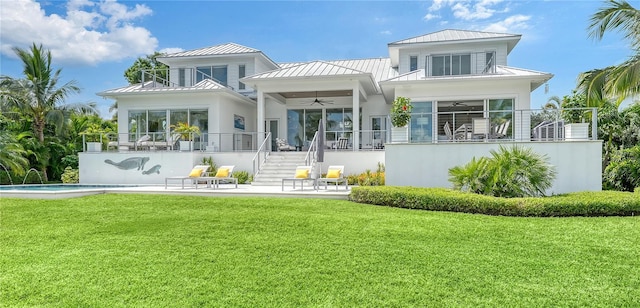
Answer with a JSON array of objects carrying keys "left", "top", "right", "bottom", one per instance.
[{"left": 349, "top": 186, "right": 640, "bottom": 217}]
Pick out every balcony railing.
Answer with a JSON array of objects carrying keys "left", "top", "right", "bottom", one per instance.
[
  {"left": 138, "top": 68, "right": 235, "bottom": 90},
  {"left": 390, "top": 107, "right": 598, "bottom": 143}
]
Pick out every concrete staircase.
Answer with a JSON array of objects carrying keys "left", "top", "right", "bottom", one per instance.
[{"left": 251, "top": 152, "right": 310, "bottom": 186}]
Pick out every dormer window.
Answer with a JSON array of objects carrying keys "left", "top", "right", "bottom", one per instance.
[
  {"left": 196, "top": 65, "right": 228, "bottom": 86},
  {"left": 431, "top": 54, "right": 471, "bottom": 76},
  {"left": 410, "top": 56, "right": 418, "bottom": 71}
]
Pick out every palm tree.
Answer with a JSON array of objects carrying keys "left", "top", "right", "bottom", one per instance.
[
  {"left": 0, "top": 43, "right": 97, "bottom": 143},
  {"left": 578, "top": 0, "right": 640, "bottom": 106},
  {"left": 0, "top": 131, "right": 29, "bottom": 177}
]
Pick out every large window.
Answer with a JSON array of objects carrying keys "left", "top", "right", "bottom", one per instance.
[
  {"left": 409, "top": 56, "right": 418, "bottom": 71},
  {"left": 127, "top": 109, "right": 208, "bottom": 142},
  {"left": 326, "top": 108, "right": 353, "bottom": 144},
  {"left": 178, "top": 68, "right": 186, "bottom": 86},
  {"left": 489, "top": 98, "right": 513, "bottom": 138},
  {"left": 431, "top": 54, "right": 471, "bottom": 76},
  {"left": 213, "top": 66, "right": 227, "bottom": 86},
  {"left": 196, "top": 66, "right": 211, "bottom": 83},
  {"left": 195, "top": 65, "right": 227, "bottom": 86},
  {"left": 148, "top": 110, "right": 167, "bottom": 140},
  {"left": 410, "top": 102, "right": 433, "bottom": 143},
  {"left": 238, "top": 65, "right": 246, "bottom": 90}
]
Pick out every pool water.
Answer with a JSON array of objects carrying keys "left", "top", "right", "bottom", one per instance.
[{"left": 0, "top": 184, "right": 137, "bottom": 191}]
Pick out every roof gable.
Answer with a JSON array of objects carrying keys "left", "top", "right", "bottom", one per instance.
[{"left": 160, "top": 43, "right": 261, "bottom": 58}]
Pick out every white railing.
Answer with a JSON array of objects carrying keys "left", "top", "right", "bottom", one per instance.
[
  {"left": 252, "top": 132, "right": 271, "bottom": 176},
  {"left": 387, "top": 107, "right": 598, "bottom": 144},
  {"left": 304, "top": 131, "right": 318, "bottom": 166}
]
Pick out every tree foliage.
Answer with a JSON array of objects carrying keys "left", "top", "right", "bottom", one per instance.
[
  {"left": 579, "top": 0, "right": 640, "bottom": 106},
  {"left": 124, "top": 52, "right": 168, "bottom": 85}
]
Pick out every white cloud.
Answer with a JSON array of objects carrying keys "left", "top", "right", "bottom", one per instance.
[
  {"left": 159, "top": 47, "right": 184, "bottom": 55},
  {"left": 482, "top": 14, "right": 531, "bottom": 33},
  {"left": 423, "top": 13, "right": 440, "bottom": 21},
  {"left": 0, "top": 0, "right": 158, "bottom": 66},
  {"left": 426, "top": 0, "right": 507, "bottom": 21},
  {"left": 380, "top": 30, "right": 392, "bottom": 35}
]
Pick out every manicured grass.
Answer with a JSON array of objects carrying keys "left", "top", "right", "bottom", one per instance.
[{"left": 1, "top": 194, "right": 639, "bottom": 306}]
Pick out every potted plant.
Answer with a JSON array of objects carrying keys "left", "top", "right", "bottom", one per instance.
[
  {"left": 81, "top": 124, "right": 106, "bottom": 152},
  {"left": 171, "top": 122, "right": 200, "bottom": 151},
  {"left": 390, "top": 96, "right": 412, "bottom": 143}
]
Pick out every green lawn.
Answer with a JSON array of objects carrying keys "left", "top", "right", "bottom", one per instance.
[{"left": 1, "top": 194, "right": 639, "bottom": 307}]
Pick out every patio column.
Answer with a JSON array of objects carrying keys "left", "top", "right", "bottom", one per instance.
[
  {"left": 257, "top": 89, "right": 266, "bottom": 147},
  {"left": 352, "top": 84, "right": 360, "bottom": 152}
]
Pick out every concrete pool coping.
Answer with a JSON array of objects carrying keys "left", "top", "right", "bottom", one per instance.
[{"left": 0, "top": 184, "right": 351, "bottom": 200}]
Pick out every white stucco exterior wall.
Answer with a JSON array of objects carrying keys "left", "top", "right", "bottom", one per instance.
[{"left": 385, "top": 141, "right": 603, "bottom": 194}]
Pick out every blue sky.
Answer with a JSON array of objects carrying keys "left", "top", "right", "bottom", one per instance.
[{"left": 0, "top": 0, "right": 633, "bottom": 117}]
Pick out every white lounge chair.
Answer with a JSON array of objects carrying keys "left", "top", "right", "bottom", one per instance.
[
  {"left": 194, "top": 165, "right": 238, "bottom": 189},
  {"left": 282, "top": 166, "right": 315, "bottom": 191},
  {"left": 317, "top": 165, "right": 348, "bottom": 190},
  {"left": 164, "top": 164, "right": 211, "bottom": 189},
  {"left": 276, "top": 138, "right": 296, "bottom": 151},
  {"left": 444, "top": 122, "right": 454, "bottom": 141}
]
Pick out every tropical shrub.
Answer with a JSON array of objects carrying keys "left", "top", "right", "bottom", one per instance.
[
  {"left": 200, "top": 156, "right": 217, "bottom": 174},
  {"left": 233, "top": 171, "right": 251, "bottom": 184},
  {"left": 346, "top": 162, "right": 385, "bottom": 186},
  {"left": 603, "top": 145, "right": 640, "bottom": 191},
  {"left": 349, "top": 186, "right": 640, "bottom": 217},
  {"left": 449, "top": 145, "right": 556, "bottom": 198},
  {"left": 390, "top": 97, "right": 412, "bottom": 127},
  {"left": 61, "top": 167, "right": 79, "bottom": 183}
]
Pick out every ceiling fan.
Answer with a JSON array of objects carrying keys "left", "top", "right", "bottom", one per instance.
[
  {"left": 305, "top": 91, "right": 333, "bottom": 106},
  {"left": 451, "top": 101, "right": 468, "bottom": 107}
]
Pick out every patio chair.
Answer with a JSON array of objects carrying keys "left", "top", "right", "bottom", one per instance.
[
  {"left": 444, "top": 122, "right": 454, "bottom": 141},
  {"left": 492, "top": 120, "right": 511, "bottom": 139},
  {"left": 108, "top": 134, "right": 151, "bottom": 151},
  {"left": 281, "top": 166, "right": 315, "bottom": 191},
  {"left": 194, "top": 165, "right": 238, "bottom": 189},
  {"left": 336, "top": 137, "right": 349, "bottom": 150},
  {"left": 156, "top": 133, "right": 181, "bottom": 151},
  {"left": 164, "top": 164, "right": 211, "bottom": 189},
  {"left": 276, "top": 138, "right": 296, "bottom": 151},
  {"left": 317, "top": 165, "right": 348, "bottom": 190},
  {"left": 472, "top": 118, "right": 490, "bottom": 139}
]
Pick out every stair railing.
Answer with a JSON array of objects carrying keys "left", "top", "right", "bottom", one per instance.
[
  {"left": 304, "top": 131, "right": 318, "bottom": 166},
  {"left": 252, "top": 132, "right": 271, "bottom": 176}
]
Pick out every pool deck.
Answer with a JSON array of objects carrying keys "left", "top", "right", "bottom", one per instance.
[{"left": 0, "top": 184, "right": 351, "bottom": 200}]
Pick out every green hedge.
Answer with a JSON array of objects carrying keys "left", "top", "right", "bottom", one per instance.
[{"left": 349, "top": 186, "right": 640, "bottom": 217}]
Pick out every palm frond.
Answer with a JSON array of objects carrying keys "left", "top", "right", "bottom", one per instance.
[{"left": 589, "top": 0, "right": 640, "bottom": 49}]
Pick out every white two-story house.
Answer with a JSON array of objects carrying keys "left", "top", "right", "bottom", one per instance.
[{"left": 91, "top": 29, "right": 602, "bottom": 193}]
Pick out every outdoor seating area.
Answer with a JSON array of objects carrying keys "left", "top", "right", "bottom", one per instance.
[
  {"left": 282, "top": 166, "right": 315, "bottom": 191},
  {"left": 165, "top": 165, "right": 238, "bottom": 189},
  {"left": 317, "top": 165, "right": 348, "bottom": 190},
  {"left": 281, "top": 165, "right": 349, "bottom": 191},
  {"left": 440, "top": 118, "right": 511, "bottom": 142}
]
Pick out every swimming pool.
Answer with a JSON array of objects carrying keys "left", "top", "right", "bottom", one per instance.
[
  {"left": 0, "top": 184, "right": 141, "bottom": 199},
  {"left": 0, "top": 184, "right": 137, "bottom": 191}
]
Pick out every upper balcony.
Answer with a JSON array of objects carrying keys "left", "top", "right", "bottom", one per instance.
[{"left": 137, "top": 68, "right": 251, "bottom": 93}]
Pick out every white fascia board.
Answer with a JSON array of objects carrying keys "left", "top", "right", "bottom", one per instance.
[{"left": 379, "top": 73, "right": 553, "bottom": 93}]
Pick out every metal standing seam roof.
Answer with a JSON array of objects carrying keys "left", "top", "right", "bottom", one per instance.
[
  {"left": 159, "top": 43, "right": 261, "bottom": 58},
  {"left": 254, "top": 58, "right": 397, "bottom": 83},
  {"left": 245, "top": 60, "right": 371, "bottom": 79},
  {"left": 389, "top": 29, "right": 520, "bottom": 45},
  {"left": 98, "top": 79, "right": 230, "bottom": 96}
]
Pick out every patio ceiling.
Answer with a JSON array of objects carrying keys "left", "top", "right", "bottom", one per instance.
[{"left": 279, "top": 90, "right": 353, "bottom": 99}]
